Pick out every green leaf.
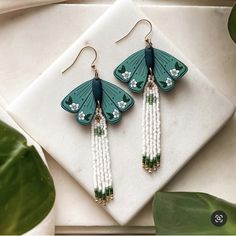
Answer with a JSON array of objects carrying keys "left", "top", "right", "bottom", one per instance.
[
  {"left": 118, "top": 65, "right": 126, "bottom": 74},
  {"left": 106, "top": 113, "right": 114, "bottom": 119},
  {"left": 136, "top": 81, "right": 144, "bottom": 88},
  {"left": 175, "top": 62, "right": 183, "bottom": 70},
  {"left": 228, "top": 4, "right": 236, "bottom": 43},
  {"left": 152, "top": 192, "right": 236, "bottom": 235},
  {"left": 84, "top": 113, "right": 92, "bottom": 121},
  {"left": 65, "top": 96, "right": 73, "bottom": 105},
  {"left": 123, "top": 94, "right": 130, "bottom": 103},
  {"left": 160, "top": 81, "right": 167, "bottom": 88},
  {"left": 0, "top": 120, "right": 55, "bottom": 235}
]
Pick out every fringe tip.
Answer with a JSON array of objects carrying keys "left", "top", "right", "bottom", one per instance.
[
  {"left": 94, "top": 188, "right": 113, "bottom": 206},
  {"left": 142, "top": 78, "right": 161, "bottom": 174},
  {"left": 142, "top": 155, "right": 160, "bottom": 173},
  {"left": 92, "top": 108, "right": 113, "bottom": 206}
]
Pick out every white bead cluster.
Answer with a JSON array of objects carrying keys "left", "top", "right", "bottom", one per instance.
[
  {"left": 142, "top": 75, "right": 161, "bottom": 173},
  {"left": 91, "top": 108, "right": 113, "bottom": 205}
]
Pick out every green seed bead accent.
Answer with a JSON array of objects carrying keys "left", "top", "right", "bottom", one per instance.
[
  {"left": 149, "top": 161, "right": 153, "bottom": 168},
  {"left": 142, "top": 155, "right": 146, "bottom": 164},
  {"left": 98, "top": 191, "right": 102, "bottom": 199},
  {"left": 102, "top": 194, "right": 106, "bottom": 201},
  {"left": 146, "top": 94, "right": 157, "bottom": 105},
  {"left": 153, "top": 158, "right": 157, "bottom": 165},
  {"left": 145, "top": 158, "right": 150, "bottom": 165},
  {"left": 94, "top": 189, "right": 99, "bottom": 198},
  {"left": 94, "top": 127, "right": 104, "bottom": 137},
  {"left": 105, "top": 188, "right": 109, "bottom": 196},
  {"left": 108, "top": 186, "right": 113, "bottom": 195}
]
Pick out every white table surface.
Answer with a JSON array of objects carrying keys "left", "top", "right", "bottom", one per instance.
[{"left": 0, "top": 2, "right": 235, "bottom": 231}]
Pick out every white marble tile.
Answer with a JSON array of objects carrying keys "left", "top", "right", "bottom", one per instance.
[{"left": 7, "top": 0, "right": 235, "bottom": 225}]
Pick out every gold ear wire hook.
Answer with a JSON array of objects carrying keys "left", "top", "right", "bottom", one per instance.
[
  {"left": 62, "top": 46, "right": 98, "bottom": 75},
  {"left": 115, "top": 19, "right": 152, "bottom": 44}
]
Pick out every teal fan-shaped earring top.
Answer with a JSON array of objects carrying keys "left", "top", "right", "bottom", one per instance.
[
  {"left": 61, "top": 76, "right": 134, "bottom": 125},
  {"left": 61, "top": 46, "right": 134, "bottom": 125},
  {"left": 114, "top": 19, "right": 188, "bottom": 93},
  {"left": 114, "top": 47, "right": 187, "bottom": 93}
]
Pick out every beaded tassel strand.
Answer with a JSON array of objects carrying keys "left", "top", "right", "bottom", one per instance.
[
  {"left": 91, "top": 107, "right": 113, "bottom": 205},
  {"left": 142, "top": 75, "right": 161, "bottom": 173}
]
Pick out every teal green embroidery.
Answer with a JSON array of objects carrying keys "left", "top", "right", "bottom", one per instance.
[
  {"left": 65, "top": 96, "right": 73, "bottom": 105},
  {"left": 160, "top": 81, "right": 167, "bottom": 88},
  {"left": 146, "top": 94, "right": 157, "bottom": 105},
  {"left": 106, "top": 113, "right": 114, "bottom": 119},
  {"left": 84, "top": 113, "right": 92, "bottom": 121},
  {"left": 137, "top": 81, "right": 144, "bottom": 88},
  {"left": 118, "top": 65, "right": 126, "bottom": 74},
  {"left": 123, "top": 94, "right": 130, "bottom": 103},
  {"left": 175, "top": 62, "right": 183, "bottom": 70},
  {"left": 94, "top": 127, "right": 104, "bottom": 137}
]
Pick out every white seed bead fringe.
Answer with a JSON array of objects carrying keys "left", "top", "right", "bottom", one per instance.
[
  {"left": 142, "top": 76, "right": 161, "bottom": 173},
  {"left": 91, "top": 108, "right": 113, "bottom": 205}
]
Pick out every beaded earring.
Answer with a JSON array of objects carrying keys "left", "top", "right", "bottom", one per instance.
[
  {"left": 61, "top": 46, "right": 134, "bottom": 205},
  {"left": 113, "top": 19, "right": 188, "bottom": 173}
]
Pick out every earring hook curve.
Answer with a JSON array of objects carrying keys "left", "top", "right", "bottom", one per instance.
[
  {"left": 62, "top": 46, "right": 98, "bottom": 75},
  {"left": 115, "top": 18, "right": 152, "bottom": 44}
]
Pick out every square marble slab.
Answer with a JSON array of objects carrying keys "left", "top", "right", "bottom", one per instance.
[{"left": 7, "top": 0, "right": 235, "bottom": 225}]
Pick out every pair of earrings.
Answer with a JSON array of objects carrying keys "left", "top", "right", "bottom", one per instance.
[{"left": 61, "top": 19, "right": 188, "bottom": 205}]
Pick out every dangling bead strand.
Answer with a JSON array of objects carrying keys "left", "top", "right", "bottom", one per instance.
[
  {"left": 142, "top": 75, "right": 161, "bottom": 173},
  {"left": 103, "top": 116, "right": 113, "bottom": 201},
  {"left": 91, "top": 107, "right": 113, "bottom": 205},
  {"left": 156, "top": 82, "right": 161, "bottom": 168}
]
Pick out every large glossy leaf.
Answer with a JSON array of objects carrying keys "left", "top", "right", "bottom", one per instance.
[
  {"left": 0, "top": 120, "right": 55, "bottom": 235},
  {"left": 153, "top": 192, "right": 236, "bottom": 235},
  {"left": 228, "top": 4, "right": 236, "bottom": 43}
]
